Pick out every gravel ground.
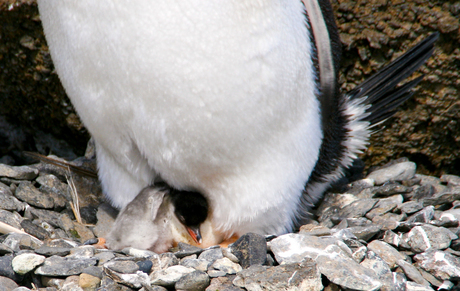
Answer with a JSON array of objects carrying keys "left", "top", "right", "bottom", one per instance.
[{"left": 0, "top": 155, "right": 459, "bottom": 291}]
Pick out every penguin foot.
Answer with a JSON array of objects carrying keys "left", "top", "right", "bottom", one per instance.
[{"left": 218, "top": 235, "right": 239, "bottom": 248}]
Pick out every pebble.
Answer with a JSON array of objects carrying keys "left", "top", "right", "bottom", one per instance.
[
  {"left": 233, "top": 259, "right": 322, "bottom": 291},
  {"left": 1, "top": 157, "right": 460, "bottom": 290},
  {"left": 150, "top": 265, "right": 195, "bottom": 287},
  {"left": 208, "top": 258, "right": 242, "bottom": 277},
  {"left": 406, "top": 225, "right": 456, "bottom": 253},
  {"left": 11, "top": 253, "right": 46, "bottom": 275},
  {"left": 14, "top": 182, "right": 54, "bottom": 209},
  {"left": 78, "top": 273, "right": 101, "bottom": 290},
  {"left": 35, "top": 256, "right": 98, "bottom": 276},
  {"left": 0, "top": 275, "right": 19, "bottom": 290},
  {"left": 174, "top": 270, "right": 210, "bottom": 291},
  {"left": 366, "top": 161, "right": 416, "bottom": 185},
  {"left": 230, "top": 233, "right": 267, "bottom": 268},
  {"left": 367, "top": 240, "right": 409, "bottom": 268},
  {"left": 0, "top": 164, "right": 38, "bottom": 180},
  {"left": 414, "top": 250, "right": 460, "bottom": 280}
]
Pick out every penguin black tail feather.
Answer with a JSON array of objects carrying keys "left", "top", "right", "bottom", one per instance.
[{"left": 350, "top": 32, "right": 439, "bottom": 125}]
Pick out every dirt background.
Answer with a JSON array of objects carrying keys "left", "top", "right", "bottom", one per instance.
[{"left": 1, "top": 0, "right": 459, "bottom": 175}]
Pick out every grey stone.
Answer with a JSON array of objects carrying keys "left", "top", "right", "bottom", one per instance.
[
  {"left": 411, "top": 184, "right": 436, "bottom": 200},
  {"left": 82, "top": 266, "right": 103, "bottom": 279},
  {"left": 366, "top": 161, "right": 416, "bottom": 185},
  {"left": 360, "top": 251, "right": 393, "bottom": 290},
  {"left": 175, "top": 270, "right": 210, "bottom": 291},
  {"left": 367, "top": 240, "right": 409, "bottom": 268},
  {"left": 36, "top": 174, "right": 71, "bottom": 201},
  {"left": 0, "top": 276, "right": 19, "bottom": 291},
  {"left": 0, "top": 164, "right": 38, "bottom": 180},
  {"left": 414, "top": 250, "right": 460, "bottom": 280},
  {"left": 94, "top": 251, "right": 116, "bottom": 266},
  {"left": 206, "top": 276, "right": 243, "bottom": 291},
  {"left": 104, "top": 260, "right": 139, "bottom": 274},
  {"left": 27, "top": 208, "right": 62, "bottom": 228},
  {"left": 0, "top": 244, "right": 13, "bottom": 255},
  {"left": 372, "top": 212, "right": 406, "bottom": 230},
  {"left": 316, "top": 193, "right": 358, "bottom": 218},
  {"left": 406, "top": 225, "right": 455, "bottom": 253},
  {"left": 396, "top": 259, "right": 430, "bottom": 286},
  {"left": 12, "top": 253, "right": 46, "bottom": 275},
  {"left": 0, "top": 184, "right": 25, "bottom": 211},
  {"left": 269, "top": 234, "right": 381, "bottom": 290},
  {"left": 439, "top": 208, "right": 460, "bottom": 224},
  {"left": 0, "top": 256, "right": 22, "bottom": 281},
  {"left": 347, "top": 178, "right": 375, "bottom": 194},
  {"left": 233, "top": 259, "right": 322, "bottom": 291},
  {"left": 298, "top": 224, "right": 332, "bottom": 236},
  {"left": 398, "top": 201, "right": 424, "bottom": 214},
  {"left": 14, "top": 182, "right": 54, "bottom": 209},
  {"left": 335, "top": 198, "right": 377, "bottom": 219},
  {"left": 104, "top": 266, "right": 150, "bottom": 289},
  {"left": 12, "top": 287, "right": 31, "bottom": 291},
  {"left": 99, "top": 276, "right": 132, "bottom": 291},
  {"left": 407, "top": 206, "right": 435, "bottom": 223},
  {"left": 136, "top": 260, "right": 153, "bottom": 274},
  {"left": 383, "top": 230, "right": 402, "bottom": 247},
  {"left": 2, "top": 233, "right": 43, "bottom": 252},
  {"left": 441, "top": 174, "right": 460, "bottom": 187},
  {"left": 372, "top": 183, "right": 411, "bottom": 198},
  {"left": 417, "top": 268, "right": 443, "bottom": 287},
  {"left": 344, "top": 224, "right": 382, "bottom": 241},
  {"left": 230, "top": 233, "right": 267, "bottom": 268},
  {"left": 334, "top": 217, "right": 372, "bottom": 229},
  {"left": 19, "top": 220, "right": 50, "bottom": 241},
  {"left": 315, "top": 246, "right": 382, "bottom": 290},
  {"left": 68, "top": 246, "right": 95, "bottom": 258},
  {"left": 35, "top": 245, "right": 71, "bottom": 257},
  {"left": 222, "top": 247, "right": 239, "bottom": 263},
  {"left": 269, "top": 233, "right": 339, "bottom": 264},
  {"left": 150, "top": 265, "right": 195, "bottom": 287},
  {"left": 208, "top": 258, "right": 242, "bottom": 276},
  {"left": 416, "top": 174, "right": 447, "bottom": 194},
  {"left": 35, "top": 255, "right": 98, "bottom": 276},
  {"left": 198, "top": 248, "right": 223, "bottom": 263},
  {"left": 366, "top": 195, "right": 403, "bottom": 219},
  {"left": 180, "top": 258, "right": 211, "bottom": 272},
  {"left": 173, "top": 242, "right": 204, "bottom": 258},
  {"left": 422, "top": 192, "right": 460, "bottom": 207},
  {"left": 60, "top": 275, "right": 84, "bottom": 291},
  {"left": 405, "top": 281, "right": 434, "bottom": 291}
]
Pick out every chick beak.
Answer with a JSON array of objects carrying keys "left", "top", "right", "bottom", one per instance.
[{"left": 186, "top": 226, "right": 202, "bottom": 244}]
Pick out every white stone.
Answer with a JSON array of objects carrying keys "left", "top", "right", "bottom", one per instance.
[
  {"left": 12, "top": 253, "right": 46, "bottom": 275},
  {"left": 150, "top": 265, "right": 195, "bottom": 287}
]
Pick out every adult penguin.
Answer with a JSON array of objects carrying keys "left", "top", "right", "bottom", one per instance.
[{"left": 37, "top": 0, "right": 437, "bottom": 243}]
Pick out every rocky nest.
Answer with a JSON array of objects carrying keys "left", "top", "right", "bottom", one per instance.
[{"left": 0, "top": 155, "right": 459, "bottom": 291}]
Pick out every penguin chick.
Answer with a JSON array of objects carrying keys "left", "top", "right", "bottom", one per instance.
[{"left": 106, "top": 184, "right": 222, "bottom": 253}]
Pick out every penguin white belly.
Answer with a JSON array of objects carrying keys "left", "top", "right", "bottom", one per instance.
[{"left": 38, "top": 0, "right": 322, "bottom": 236}]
